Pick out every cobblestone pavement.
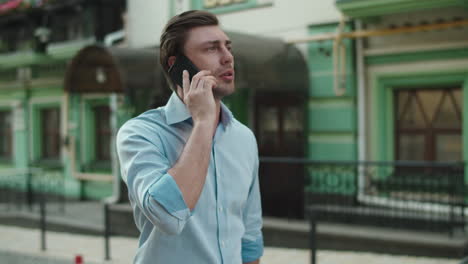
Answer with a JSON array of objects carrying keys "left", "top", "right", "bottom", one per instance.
[{"left": 0, "top": 225, "right": 458, "bottom": 264}]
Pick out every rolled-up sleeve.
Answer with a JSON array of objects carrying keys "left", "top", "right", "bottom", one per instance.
[
  {"left": 241, "top": 154, "right": 264, "bottom": 263},
  {"left": 116, "top": 121, "right": 191, "bottom": 235}
]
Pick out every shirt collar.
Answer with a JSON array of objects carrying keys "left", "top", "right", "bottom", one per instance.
[
  {"left": 165, "top": 93, "right": 191, "bottom": 125},
  {"left": 165, "top": 92, "right": 234, "bottom": 128}
]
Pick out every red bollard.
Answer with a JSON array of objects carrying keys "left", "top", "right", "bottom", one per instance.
[{"left": 75, "top": 255, "right": 83, "bottom": 264}]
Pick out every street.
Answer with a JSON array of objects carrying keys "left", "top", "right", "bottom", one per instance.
[{"left": 0, "top": 225, "right": 457, "bottom": 264}]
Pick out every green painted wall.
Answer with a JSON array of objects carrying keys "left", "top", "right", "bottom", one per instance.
[
  {"left": 0, "top": 48, "right": 114, "bottom": 201},
  {"left": 82, "top": 181, "right": 113, "bottom": 200},
  {"left": 309, "top": 98, "right": 356, "bottom": 132},
  {"left": 307, "top": 23, "right": 357, "bottom": 161}
]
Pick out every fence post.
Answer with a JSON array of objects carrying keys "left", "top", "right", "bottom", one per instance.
[
  {"left": 27, "top": 170, "right": 33, "bottom": 211},
  {"left": 40, "top": 193, "right": 46, "bottom": 251},
  {"left": 310, "top": 209, "right": 317, "bottom": 264},
  {"left": 104, "top": 203, "right": 111, "bottom": 260}
]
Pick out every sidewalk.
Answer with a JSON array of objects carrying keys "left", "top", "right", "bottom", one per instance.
[{"left": 0, "top": 225, "right": 458, "bottom": 264}]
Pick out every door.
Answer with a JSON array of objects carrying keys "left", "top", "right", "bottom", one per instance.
[{"left": 255, "top": 93, "right": 306, "bottom": 218}]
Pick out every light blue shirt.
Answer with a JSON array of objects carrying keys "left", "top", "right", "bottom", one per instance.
[{"left": 116, "top": 93, "right": 263, "bottom": 264}]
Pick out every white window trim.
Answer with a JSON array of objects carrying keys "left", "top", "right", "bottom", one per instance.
[
  {"left": 28, "top": 96, "right": 64, "bottom": 163},
  {"left": 359, "top": 58, "right": 468, "bottom": 212},
  {"left": 79, "top": 94, "right": 111, "bottom": 167}
]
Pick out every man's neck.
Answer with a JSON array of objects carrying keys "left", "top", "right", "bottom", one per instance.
[{"left": 213, "top": 99, "right": 222, "bottom": 125}]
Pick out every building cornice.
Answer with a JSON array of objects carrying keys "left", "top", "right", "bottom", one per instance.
[{"left": 336, "top": 0, "right": 468, "bottom": 18}]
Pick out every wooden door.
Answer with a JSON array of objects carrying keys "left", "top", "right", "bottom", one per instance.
[{"left": 255, "top": 93, "right": 306, "bottom": 218}]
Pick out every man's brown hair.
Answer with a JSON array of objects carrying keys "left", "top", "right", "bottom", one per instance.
[{"left": 160, "top": 10, "right": 219, "bottom": 90}]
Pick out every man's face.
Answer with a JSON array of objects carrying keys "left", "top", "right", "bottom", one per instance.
[{"left": 183, "top": 25, "right": 235, "bottom": 99}]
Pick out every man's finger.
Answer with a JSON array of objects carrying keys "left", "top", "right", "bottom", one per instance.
[
  {"left": 177, "top": 86, "right": 184, "bottom": 99},
  {"left": 198, "top": 78, "right": 205, "bottom": 92},
  {"left": 191, "top": 74, "right": 201, "bottom": 91},
  {"left": 182, "top": 70, "right": 190, "bottom": 95},
  {"left": 193, "top": 70, "right": 211, "bottom": 79},
  {"left": 191, "top": 70, "right": 211, "bottom": 91},
  {"left": 202, "top": 77, "right": 217, "bottom": 91},
  {"left": 204, "top": 76, "right": 217, "bottom": 88}
]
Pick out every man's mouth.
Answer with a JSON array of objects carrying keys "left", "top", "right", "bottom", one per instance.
[{"left": 219, "top": 70, "right": 234, "bottom": 81}]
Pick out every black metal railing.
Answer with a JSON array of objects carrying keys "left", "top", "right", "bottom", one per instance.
[
  {"left": 0, "top": 168, "right": 65, "bottom": 212},
  {"left": 260, "top": 157, "right": 466, "bottom": 233},
  {"left": 0, "top": 168, "right": 66, "bottom": 252},
  {"left": 0, "top": 169, "right": 29, "bottom": 210}
]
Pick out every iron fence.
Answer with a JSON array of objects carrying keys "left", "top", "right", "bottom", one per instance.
[
  {"left": 0, "top": 168, "right": 65, "bottom": 213},
  {"left": 260, "top": 157, "right": 466, "bottom": 233}
]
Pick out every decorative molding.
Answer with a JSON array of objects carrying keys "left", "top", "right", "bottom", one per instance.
[
  {"left": 191, "top": 0, "right": 272, "bottom": 14},
  {"left": 364, "top": 41, "right": 468, "bottom": 56},
  {"left": 336, "top": 0, "right": 468, "bottom": 18},
  {"left": 365, "top": 47, "right": 468, "bottom": 65}
]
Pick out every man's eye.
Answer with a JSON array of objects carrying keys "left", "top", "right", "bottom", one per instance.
[{"left": 207, "top": 46, "right": 217, "bottom": 51}]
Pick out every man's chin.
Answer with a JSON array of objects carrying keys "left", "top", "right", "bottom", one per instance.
[{"left": 213, "top": 84, "right": 235, "bottom": 98}]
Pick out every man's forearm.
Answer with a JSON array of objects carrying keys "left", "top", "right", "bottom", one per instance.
[
  {"left": 244, "top": 260, "right": 260, "bottom": 264},
  {"left": 168, "top": 122, "right": 214, "bottom": 210}
]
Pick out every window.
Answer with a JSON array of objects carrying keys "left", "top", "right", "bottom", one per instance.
[
  {"left": 93, "top": 105, "right": 111, "bottom": 162},
  {"left": 81, "top": 99, "right": 111, "bottom": 172},
  {"left": 0, "top": 110, "right": 12, "bottom": 160},
  {"left": 40, "top": 107, "right": 60, "bottom": 160},
  {"left": 0, "top": 22, "right": 34, "bottom": 53},
  {"left": 395, "top": 88, "right": 462, "bottom": 162},
  {"left": 50, "top": 9, "right": 92, "bottom": 43}
]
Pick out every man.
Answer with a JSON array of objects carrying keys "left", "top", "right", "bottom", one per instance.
[{"left": 116, "top": 10, "right": 263, "bottom": 264}]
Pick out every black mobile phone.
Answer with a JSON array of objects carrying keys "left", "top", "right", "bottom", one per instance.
[{"left": 168, "top": 54, "right": 200, "bottom": 88}]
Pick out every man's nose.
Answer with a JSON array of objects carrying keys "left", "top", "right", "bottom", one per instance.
[{"left": 221, "top": 48, "right": 233, "bottom": 65}]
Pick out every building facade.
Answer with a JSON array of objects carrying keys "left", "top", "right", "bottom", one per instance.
[
  {"left": 0, "top": 0, "right": 126, "bottom": 201},
  {"left": 1, "top": 0, "right": 467, "bottom": 222},
  {"left": 126, "top": 0, "right": 468, "bottom": 217}
]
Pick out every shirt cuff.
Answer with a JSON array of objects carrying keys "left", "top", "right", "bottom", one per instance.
[
  {"left": 242, "top": 236, "right": 264, "bottom": 263},
  {"left": 148, "top": 173, "right": 190, "bottom": 220}
]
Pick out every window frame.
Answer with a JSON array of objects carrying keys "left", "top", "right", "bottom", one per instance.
[
  {"left": 394, "top": 88, "right": 463, "bottom": 162},
  {"left": 80, "top": 95, "right": 111, "bottom": 173},
  {"left": 29, "top": 97, "right": 63, "bottom": 168},
  {"left": 40, "top": 107, "right": 61, "bottom": 161},
  {"left": 0, "top": 106, "right": 13, "bottom": 164}
]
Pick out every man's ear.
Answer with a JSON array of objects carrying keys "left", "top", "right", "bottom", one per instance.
[{"left": 168, "top": 56, "right": 176, "bottom": 68}]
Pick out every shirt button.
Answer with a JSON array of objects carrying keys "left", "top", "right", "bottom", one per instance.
[
  {"left": 221, "top": 241, "right": 225, "bottom": 247},
  {"left": 219, "top": 207, "right": 223, "bottom": 212}
]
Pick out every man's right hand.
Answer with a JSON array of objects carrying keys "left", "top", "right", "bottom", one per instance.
[
  {"left": 170, "top": 70, "right": 219, "bottom": 211},
  {"left": 181, "top": 70, "right": 218, "bottom": 127}
]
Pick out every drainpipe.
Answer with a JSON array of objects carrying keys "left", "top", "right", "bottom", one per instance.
[
  {"left": 355, "top": 20, "right": 367, "bottom": 198},
  {"left": 333, "top": 16, "right": 347, "bottom": 96},
  {"left": 20, "top": 67, "right": 33, "bottom": 209},
  {"left": 102, "top": 28, "right": 125, "bottom": 204},
  {"left": 104, "top": 93, "right": 121, "bottom": 204}
]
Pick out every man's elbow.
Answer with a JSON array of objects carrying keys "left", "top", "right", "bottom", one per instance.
[
  {"left": 146, "top": 201, "right": 188, "bottom": 236},
  {"left": 155, "top": 218, "right": 186, "bottom": 236}
]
